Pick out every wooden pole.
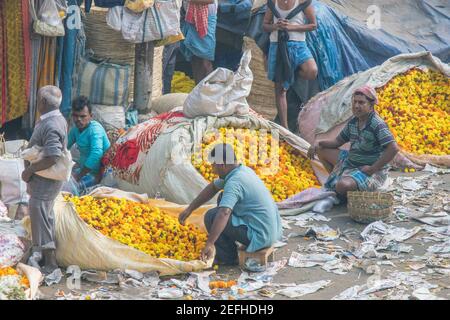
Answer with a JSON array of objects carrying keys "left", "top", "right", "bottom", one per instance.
[{"left": 133, "top": 41, "right": 154, "bottom": 114}]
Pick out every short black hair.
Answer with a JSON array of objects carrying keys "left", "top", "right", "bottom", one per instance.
[
  {"left": 209, "top": 143, "right": 237, "bottom": 165},
  {"left": 72, "top": 96, "right": 92, "bottom": 113}
]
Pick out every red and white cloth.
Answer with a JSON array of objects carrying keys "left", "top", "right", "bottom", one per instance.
[
  {"left": 185, "top": 2, "right": 209, "bottom": 38},
  {"left": 103, "top": 111, "right": 187, "bottom": 184}
]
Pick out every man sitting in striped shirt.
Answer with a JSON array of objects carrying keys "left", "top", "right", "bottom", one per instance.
[{"left": 307, "top": 85, "right": 399, "bottom": 198}]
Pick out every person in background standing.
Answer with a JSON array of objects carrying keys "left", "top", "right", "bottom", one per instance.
[
  {"left": 263, "top": 0, "right": 318, "bottom": 129},
  {"left": 180, "top": 0, "right": 218, "bottom": 84},
  {"left": 22, "top": 86, "right": 67, "bottom": 274}
]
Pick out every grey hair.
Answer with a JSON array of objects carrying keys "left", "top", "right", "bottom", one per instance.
[{"left": 38, "top": 85, "right": 62, "bottom": 109}]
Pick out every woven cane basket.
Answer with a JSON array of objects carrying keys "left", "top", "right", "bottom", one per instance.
[
  {"left": 243, "top": 37, "right": 277, "bottom": 120},
  {"left": 83, "top": 6, "right": 163, "bottom": 100},
  {"left": 347, "top": 191, "right": 394, "bottom": 224}
]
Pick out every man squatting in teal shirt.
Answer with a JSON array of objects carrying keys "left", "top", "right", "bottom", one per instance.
[{"left": 179, "top": 143, "right": 282, "bottom": 265}]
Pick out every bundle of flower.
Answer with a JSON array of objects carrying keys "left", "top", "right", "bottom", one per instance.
[{"left": 171, "top": 71, "right": 196, "bottom": 93}]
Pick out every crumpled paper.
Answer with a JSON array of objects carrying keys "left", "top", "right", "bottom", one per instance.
[
  {"left": 288, "top": 252, "right": 336, "bottom": 268},
  {"left": 412, "top": 287, "right": 444, "bottom": 300},
  {"left": 237, "top": 260, "right": 287, "bottom": 292},
  {"left": 291, "top": 212, "right": 331, "bottom": 228},
  {"left": 359, "top": 221, "right": 421, "bottom": 253},
  {"left": 44, "top": 268, "right": 63, "bottom": 286},
  {"left": 158, "top": 287, "right": 184, "bottom": 299},
  {"left": 276, "top": 280, "right": 331, "bottom": 298},
  {"left": 427, "top": 240, "right": 450, "bottom": 254},
  {"left": 332, "top": 279, "right": 400, "bottom": 300},
  {"left": 306, "top": 225, "right": 339, "bottom": 241}
]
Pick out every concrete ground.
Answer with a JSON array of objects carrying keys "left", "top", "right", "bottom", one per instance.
[{"left": 38, "top": 172, "right": 450, "bottom": 300}]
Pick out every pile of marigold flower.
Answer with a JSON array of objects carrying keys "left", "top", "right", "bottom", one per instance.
[
  {"left": 375, "top": 69, "right": 449, "bottom": 155},
  {"left": 65, "top": 196, "right": 207, "bottom": 261},
  {"left": 171, "top": 71, "right": 196, "bottom": 93},
  {"left": 192, "top": 128, "right": 320, "bottom": 202}
]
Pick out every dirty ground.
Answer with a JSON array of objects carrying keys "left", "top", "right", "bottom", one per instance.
[{"left": 36, "top": 171, "right": 450, "bottom": 300}]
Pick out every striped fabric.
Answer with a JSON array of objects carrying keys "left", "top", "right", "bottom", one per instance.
[
  {"left": 0, "top": 0, "right": 30, "bottom": 126},
  {"left": 35, "top": 37, "right": 58, "bottom": 121},
  {"left": 0, "top": 4, "right": 5, "bottom": 124},
  {"left": 185, "top": 3, "right": 209, "bottom": 39},
  {"left": 76, "top": 59, "right": 130, "bottom": 107},
  {"left": 325, "top": 150, "right": 389, "bottom": 192},
  {"left": 338, "top": 112, "right": 395, "bottom": 168}
]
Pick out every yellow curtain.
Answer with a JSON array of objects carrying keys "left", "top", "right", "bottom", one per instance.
[
  {"left": 35, "top": 37, "right": 57, "bottom": 120},
  {"left": 3, "top": 0, "right": 28, "bottom": 124}
]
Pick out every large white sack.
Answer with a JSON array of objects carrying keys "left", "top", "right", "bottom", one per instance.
[
  {"left": 21, "top": 146, "right": 74, "bottom": 182},
  {"left": 183, "top": 50, "right": 253, "bottom": 119},
  {"left": 152, "top": 93, "right": 188, "bottom": 115},
  {"left": 92, "top": 104, "right": 126, "bottom": 131},
  {"left": 0, "top": 157, "right": 29, "bottom": 205},
  {"left": 115, "top": 114, "right": 328, "bottom": 205}
]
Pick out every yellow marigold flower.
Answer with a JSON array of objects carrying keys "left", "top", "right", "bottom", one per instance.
[
  {"left": 375, "top": 69, "right": 449, "bottom": 156},
  {"left": 192, "top": 128, "right": 321, "bottom": 201},
  {"left": 66, "top": 196, "right": 207, "bottom": 261}
]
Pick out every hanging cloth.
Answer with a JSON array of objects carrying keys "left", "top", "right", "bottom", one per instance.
[
  {"left": 185, "top": 2, "right": 209, "bottom": 39},
  {"left": 0, "top": 0, "right": 30, "bottom": 126}
]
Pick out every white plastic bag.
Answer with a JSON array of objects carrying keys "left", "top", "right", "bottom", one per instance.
[
  {"left": 183, "top": 50, "right": 253, "bottom": 118},
  {"left": 21, "top": 146, "right": 74, "bottom": 182},
  {"left": 121, "top": 0, "right": 182, "bottom": 43},
  {"left": 3, "top": 139, "right": 28, "bottom": 156},
  {"left": 30, "top": 0, "right": 66, "bottom": 37},
  {"left": 106, "top": 6, "right": 123, "bottom": 32},
  {"left": 312, "top": 196, "right": 338, "bottom": 213},
  {"left": 0, "top": 157, "right": 29, "bottom": 205},
  {"left": 125, "top": 0, "right": 154, "bottom": 13},
  {"left": 92, "top": 105, "right": 126, "bottom": 131},
  {"left": 39, "top": 0, "right": 64, "bottom": 26}
]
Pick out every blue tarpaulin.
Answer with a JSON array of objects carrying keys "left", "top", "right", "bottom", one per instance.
[
  {"left": 217, "top": 0, "right": 253, "bottom": 35},
  {"left": 227, "top": 0, "right": 450, "bottom": 92}
]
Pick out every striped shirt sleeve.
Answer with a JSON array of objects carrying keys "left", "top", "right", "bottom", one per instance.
[
  {"left": 375, "top": 121, "right": 395, "bottom": 147},
  {"left": 338, "top": 122, "right": 351, "bottom": 143}
]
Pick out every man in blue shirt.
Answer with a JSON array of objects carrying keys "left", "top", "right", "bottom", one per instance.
[
  {"left": 179, "top": 143, "right": 282, "bottom": 265},
  {"left": 67, "top": 96, "right": 110, "bottom": 192}
]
